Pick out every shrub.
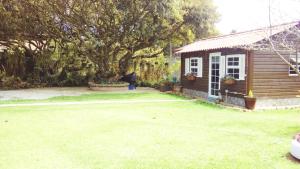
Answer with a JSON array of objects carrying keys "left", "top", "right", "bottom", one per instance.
[{"left": 0, "top": 76, "right": 30, "bottom": 89}]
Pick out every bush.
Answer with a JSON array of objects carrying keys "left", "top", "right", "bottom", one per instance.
[{"left": 0, "top": 76, "right": 31, "bottom": 89}]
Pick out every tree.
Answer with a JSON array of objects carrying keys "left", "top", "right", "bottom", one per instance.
[
  {"left": 266, "top": 0, "right": 300, "bottom": 75},
  {"left": 0, "top": 0, "right": 219, "bottom": 86},
  {"left": 42, "top": 0, "right": 218, "bottom": 77}
]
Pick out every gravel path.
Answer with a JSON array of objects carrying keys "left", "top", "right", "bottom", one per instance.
[
  {"left": 0, "top": 87, "right": 158, "bottom": 101},
  {"left": 0, "top": 99, "right": 195, "bottom": 108}
]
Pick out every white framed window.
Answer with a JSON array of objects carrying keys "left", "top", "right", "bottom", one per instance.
[
  {"left": 185, "top": 57, "right": 203, "bottom": 77},
  {"left": 225, "top": 54, "right": 245, "bottom": 80},
  {"left": 289, "top": 53, "right": 300, "bottom": 76}
]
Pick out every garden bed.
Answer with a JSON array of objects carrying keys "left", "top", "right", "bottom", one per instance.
[{"left": 88, "top": 82, "right": 129, "bottom": 91}]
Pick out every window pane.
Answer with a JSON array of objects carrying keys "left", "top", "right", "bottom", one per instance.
[
  {"left": 227, "top": 56, "right": 241, "bottom": 79},
  {"left": 212, "top": 70, "right": 216, "bottom": 76},
  {"left": 234, "top": 74, "right": 239, "bottom": 79},
  {"left": 234, "top": 69, "right": 240, "bottom": 73},
  {"left": 191, "top": 59, "right": 198, "bottom": 66},
  {"left": 191, "top": 68, "right": 198, "bottom": 74}
]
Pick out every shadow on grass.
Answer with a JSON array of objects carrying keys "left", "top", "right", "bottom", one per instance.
[{"left": 286, "top": 153, "right": 300, "bottom": 164}]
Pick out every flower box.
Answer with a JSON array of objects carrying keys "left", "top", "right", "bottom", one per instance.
[
  {"left": 222, "top": 75, "right": 236, "bottom": 85},
  {"left": 186, "top": 73, "right": 197, "bottom": 81},
  {"left": 223, "top": 79, "right": 236, "bottom": 85}
]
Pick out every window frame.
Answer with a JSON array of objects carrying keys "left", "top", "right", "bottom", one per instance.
[
  {"left": 289, "top": 53, "right": 300, "bottom": 77},
  {"left": 185, "top": 57, "right": 203, "bottom": 78},
  {"left": 190, "top": 57, "right": 199, "bottom": 75},
  {"left": 225, "top": 54, "right": 245, "bottom": 81}
]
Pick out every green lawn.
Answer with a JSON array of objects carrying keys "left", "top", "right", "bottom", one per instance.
[{"left": 0, "top": 92, "right": 300, "bottom": 169}]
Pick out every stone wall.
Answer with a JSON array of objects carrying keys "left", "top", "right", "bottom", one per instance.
[
  {"left": 223, "top": 95, "right": 245, "bottom": 107},
  {"left": 183, "top": 88, "right": 245, "bottom": 107},
  {"left": 182, "top": 88, "right": 208, "bottom": 99},
  {"left": 183, "top": 88, "right": 300, "bottom": 109}
]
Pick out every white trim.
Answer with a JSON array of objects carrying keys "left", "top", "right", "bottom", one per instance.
[
  {"left": 220, "top": 56, "right": 226, "bottom": 79},
  {"left": 225, "top": 54, "right": 246, "bottom": 81},
  {"left": 187, "top": 57, "right": 203, "bottom": 77},
  {"left": 185, "top": 58, "right": 190, "bottom": 75},
  {"left": 210, "top": 52, "right": 221, "bottom": 57},
  {"left": 198, "top": 57, "right": 203, "bottom": 77},
  {"left": 208, "top": 55, "right": 213, "bottom": 98},
  {"left": 208, "top": 53, "right": 221, "bottom": 98}
]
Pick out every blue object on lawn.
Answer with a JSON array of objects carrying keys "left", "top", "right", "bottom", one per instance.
[{"left": 128, "top": 85, "right": 136, "bottom": 90}]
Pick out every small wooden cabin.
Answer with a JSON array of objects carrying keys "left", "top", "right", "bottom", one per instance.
[{"left": 177, "top": 21, "right": 300, "bottom": 109}]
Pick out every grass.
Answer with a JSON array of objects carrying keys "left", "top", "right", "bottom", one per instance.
[{"left": 0, "top": 92, "right": 300, "bottom": 169}]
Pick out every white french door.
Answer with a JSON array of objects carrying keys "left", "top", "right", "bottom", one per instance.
[{"left": 209, "top": 54, "right": 221, "bottom": 98}]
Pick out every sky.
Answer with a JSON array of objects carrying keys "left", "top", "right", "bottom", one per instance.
[{"left": 214, "top": 0, "right": 300, "bottom": 34}]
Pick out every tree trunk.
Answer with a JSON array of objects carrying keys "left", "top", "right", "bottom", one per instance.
[{"left": 119, "top": 52, "right": 133, "bottom": 75}]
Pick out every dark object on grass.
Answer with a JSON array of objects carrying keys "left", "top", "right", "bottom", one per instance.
[
  {"left": 120, "top": 72, "right": 137, "bottom": 89},
  {"left": 128, "top": 84, "right": 136, "bottom": 90}
]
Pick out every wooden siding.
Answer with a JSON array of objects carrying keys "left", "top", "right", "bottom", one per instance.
[
  {"left": 181, "top": 51, "right": 209, "bottom": 92},
  {"left": 181, "top": 48, "right": 248, "bottom": 98},
  {"left": 252, "top": 50, "right": 300, "bottom": 98}
]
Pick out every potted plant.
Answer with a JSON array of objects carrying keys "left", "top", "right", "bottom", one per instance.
[
  {"left": 244, "top": 90, "right": 257, "bottom": 110},
  {"left": 291, "top": 133, "right": 300, "bottom": 160},
  {"left": 222, "top": 75, "right": 236, "bottom": 85},
  {"left": 186, "top": 73, "right": 197, "bottom": 81},
  {"left": 160, "top": 81, "right": 173, "bottom": 92},
  {"left": 173, "top": 83, "right": 183, "bottom": 93}
]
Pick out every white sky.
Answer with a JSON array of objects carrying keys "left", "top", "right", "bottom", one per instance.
[{"left": 214, "top": 0, "right": 300, "bottom": 34}]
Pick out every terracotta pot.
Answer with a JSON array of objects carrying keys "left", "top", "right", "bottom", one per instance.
[
  {"left": 223, "top": 79, "right": 236, "bottom": 85},
  {"left": 186, "top": 75, "right": 196, "bottom": 81},
  {"left": 173, "top": 85, "right": 183, "bottom": 93},
  {"left": 244, "top": 97, "right": 257, "bottom": 110}
]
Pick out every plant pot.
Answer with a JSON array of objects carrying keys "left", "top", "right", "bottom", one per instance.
[
  {"left": 160, "top": 85, "right": 173, "bottom": 92},
  {"left": 186, "top": 75, "right": 196, "bottom": 81},
  {"left": 244, "top": 96, "right": 257, "bottom": 110},
  {"left": 173, "top": 85, "right": 183, "bottom": 93},
  {"left": 223, "top": 79, "right": 236, "bottom": 85},
  {"left": 291, "top": 139, "right": 300, "bottom": 160}
]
